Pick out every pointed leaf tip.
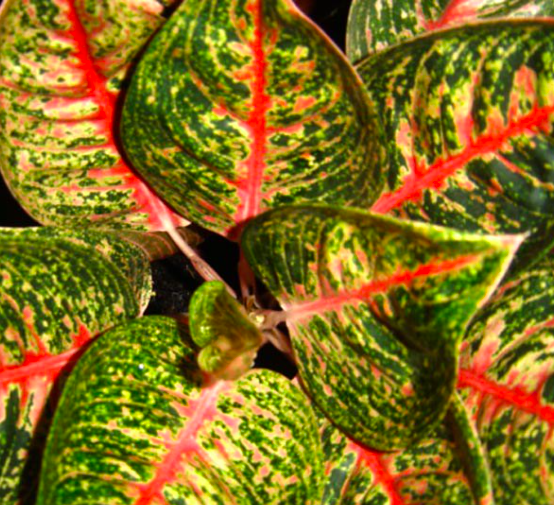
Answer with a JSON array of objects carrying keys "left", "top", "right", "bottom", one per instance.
[{"left": 242, "top": 205, "right": 519, "bottom": 449}]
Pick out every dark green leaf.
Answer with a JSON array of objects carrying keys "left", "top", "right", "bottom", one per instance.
[
  {"left": 242, "top": 204, "right": 519, "bottom": 449},
  {"left": 357, "top": 21, "right": 554, "bottom": 267},
  {"left": 121, "top": 0, "right": 383, "bottom": 237},
  {"left": 37, "top": 316, "right": 325, "bottom": 504}
]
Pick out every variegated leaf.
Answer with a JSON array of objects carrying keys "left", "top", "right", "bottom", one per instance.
[
  {"left": 459, "top": 253, "right": 554, "bottom": 504},
  {"left": 347, "top": 0, "right": 554, "bottom": 62},
  {"left": 0, "top": 227, "right": 153, "bottom": 504},
  {"left": 0, "top": 0, "right": 187, "bottom": 230},
  {"left": 121, "top": 0, "right": 383, "bottom": 237},
  {"left": 241, "top": 205, "right": 519, "bottom": 450},
  {"left": 37, "top": 316, "right": 325, "bottom": 505},
  {"left": 319, "top": 394, "right": 493, "bottom": 505},
  {"left": 189, "top": 281, "right": 264, "bottom": 380},
  {"left": 358, "top": 21, "right": 554, "bottom": 267}
]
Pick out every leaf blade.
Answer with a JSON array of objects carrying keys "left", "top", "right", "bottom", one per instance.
[
  {"left": 0, "top": 0, "right": 186, "bottom": 230},
  {"left": 121, "top": 0, "right": 383, "bottom": 236},
  {"left": 242, "top": 204, "right": 519, "bottom": 450}
]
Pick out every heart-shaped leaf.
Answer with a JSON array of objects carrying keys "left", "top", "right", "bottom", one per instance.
[
  {"left": 189, "top": 281, "right": 264, "bottom": 380},
  {"left": 459, "top": 253, "right": 554, "bottom": 504},
  {"left": 37, "top": 316, "right": 325, "bottom": 505},
  {"left": 0, "top": 0, "right": 186, "bottom": 230},
  {"left": 357, "top": 21, "right": 554, "bottom": 267},
  {"left": 347, "top": 0, "right": 554, "bottom": 62},
  {"left": 319, "top": 394, "right": 492, "bottom": 505},
  {"left": 242, "top": 205, "right": 519, "bottom": 450},
  {"left": 0, "top": 227, "right": 153, "bottom": 504},
  {"left": 121, "top": 0, "right": 383, "bottom": 237}
]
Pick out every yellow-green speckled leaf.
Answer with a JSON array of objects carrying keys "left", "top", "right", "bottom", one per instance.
[
  {"left": 358, "top": 21, "right": 554, "bottom": 268},
  {"left": 0, "top": 227, "right": 153, "bottom": 504},
  {"left": 0, "top": 0, "right": 186, "bottom": 230},
  {"left": 121, "top": 0, "right": 383, "bottom": 237},
  {"left": 459, "top": 253, "right": 554, "bottom": 504},
  {"left": 347, "top": 0, "right": 554, "bottom": 62},
  {"left": 242, "top": 205, "right": 519, "bottom": 450},
  {"left": 37, "top": 316, "right": 325, "bottom": 505}
]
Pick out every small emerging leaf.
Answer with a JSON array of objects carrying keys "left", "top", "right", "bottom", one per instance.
[
  {"left": 37, "top": 316, "right": 325, "bottom": 505},
  {"left": 121, "top": 0, "right": 384, "bottom": 237},
  {"left": 189, "top": 281, "right": 264, "bottom": 380},
  {"left": 242, "top": 205, "right": 519, "bottom": 450}
]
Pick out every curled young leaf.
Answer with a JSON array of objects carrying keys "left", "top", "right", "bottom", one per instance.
[
  {"left": 121, "top": 0, "right": 383, "bottom": 237},
  {"left": 0, "top": 0, "right": 186, "bottom": 230},
  {"left": 358, "top": 21, "right": 554, "bottom": 267},
  {"left": 0, "top": 227, "right": 153, "bottom": 504},
  {"left": 347, "top": 0, "right": 554, "bottom": 61},
  {"left": 459, "top": 253, "right": 554, "bottom": 504},
  {"left": 37, "top": 316, "right": 325, "bottom": 505},
  {"left": 189, "top": 281, "right": 264, "bottom": 380},
  {"left": 242, "top": 205, "right": 519, "bottom": 450}
]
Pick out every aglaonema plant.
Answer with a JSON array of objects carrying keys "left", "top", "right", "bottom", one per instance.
[{"left": 1, "top": 0, "right": 554, "bottom": 503}]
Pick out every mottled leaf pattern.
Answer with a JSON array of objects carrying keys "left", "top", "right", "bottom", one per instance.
[
  {"left": 242, "top": 205, "right": 518, "bottom": 449},
  {"left": 459, "top": 253, "right": 554, "bottom": 504},
  {"left": 121, "top": 0, "right": 383, "bottom": 237},
  {"left": 189, "top": 281, "right": 264, "bottom": 380},
  {"left": 0, "top": 0, "right": 186, "bottom": 230},
  {"left": 358, "top": 21, "right": 554, "bottom": 266},
  {"left": 37, "top": 316, "right": 325, "bottom": 505},
  {"left": 0, "top": 227, "right": 152, "bottom": 504},
  {"left": 319, "top": 395, "right": 492, "bottom": 505},
  {"left": 347, "top": 0, "right": 554, "bottom": 62}
]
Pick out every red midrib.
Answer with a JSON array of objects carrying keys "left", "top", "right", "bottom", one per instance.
[
  {"left": 65, "top": 1, "right": 181, "bottom": 230},
  {"left": 353, "top": 443, "right": 405, "bottom": 505},
  {"left": 371, "top": 105, "right": 554, "bottom": 214},
  {"left": 285, "top": 254, "right": 478, "bottom": 320},
  {"left": 458, "top": 370, "right": 554, "bottom": 424},
  {"left": 0, "top": 349, "right": 78, "bottom": 385},
  {"left": 134, "top": 382, "right": 226, "bottom": 505},
  {"left": 235, "top": 0, "right": 270, "bottom": 226}
]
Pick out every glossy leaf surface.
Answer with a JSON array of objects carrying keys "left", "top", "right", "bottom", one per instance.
[
  {"left": 319, "top": 394, "right": 493, "bottom": 505},
  {"left": 121, "top": 0, "right": 383, "bottom": 237},
  {"left": 0, "top": 0, "right": 186, "bottom": 230},
  {"left": 242, "top": 205, "right": 518, "bottom": 450},
  {"left": 347, "top": 0, "right": 554, "bottom": 62},
  {"left": 189, "top": 281, "right": 264, "bottom": 380},
  {"left": 319, "top": 394, "right": 492, "bottom": 505},
  {"left": 0, "top": 227, "right": 152, "bottom": 504},
  {"left": 358, "top": 21, "right": 554, "bottom": 266},
  {"left": 459, "top": 253, "right": 554, "bottom": 504},
  {"left": 38, "top": 316, "right": 325, "bottom": 505}
]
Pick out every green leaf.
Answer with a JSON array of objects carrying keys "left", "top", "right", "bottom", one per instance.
[
  {"left": 37, "top": 316, "right": 325, "bottom": 505},
  {"left": 319, "top": 395, "right": 492, "bottom": 505},
  {"left": 347, "top": 0, "right": 554, "bottom": 62},
  {"left": 189, "top": 281, "right": 264, "bottom": 380},
  {"left": 242, "top": 205, "right": 519, "bottom": 450},
  {"left": 0, "top": 0, "right": 186, "bottom": 230},
  {"left": 121, "top": 0, "right": 383, "bottom": 237},
  {"left": 357, "top": 21, "right": 554, "bottom": 267},
  {"left": 0, "top": 227, "right": 153, "bottom": 504},
  {"left": 459, "top": 253, "right": 554, "bottom": 504}
]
